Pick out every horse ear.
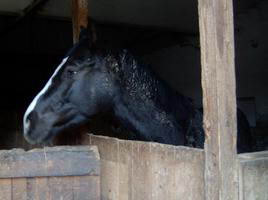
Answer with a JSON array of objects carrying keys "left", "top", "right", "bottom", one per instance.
[
  {"left": 79, "top": 27, "right": 91, "bottom": 42},
  {"left": 79, "top": 26, "right": 96, "bottom": 48}
]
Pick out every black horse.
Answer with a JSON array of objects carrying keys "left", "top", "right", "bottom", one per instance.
[{"left": 23, "top": 29, "right": 251, "bottom": 152}]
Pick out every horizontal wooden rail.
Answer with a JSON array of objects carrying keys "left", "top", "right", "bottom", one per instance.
[{"left": 0, "top": 146, "right": 100, "bottom": 178}]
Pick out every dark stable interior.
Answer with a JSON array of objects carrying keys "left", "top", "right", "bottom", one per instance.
[{"left": 0, "top": 0, "right": 267, "bottom": 151}]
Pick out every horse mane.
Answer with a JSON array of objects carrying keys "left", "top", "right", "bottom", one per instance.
[{"left": 104, "top": 49, "right": 195, "bottom": 122}]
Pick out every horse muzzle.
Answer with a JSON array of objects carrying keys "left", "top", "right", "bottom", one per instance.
[{"left": 23, "top": 110, "right": 56, "bottom": 144}]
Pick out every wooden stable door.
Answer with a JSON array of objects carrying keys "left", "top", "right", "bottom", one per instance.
[{"left": 0, "top": 146, "right": 100, "bottom": 200}]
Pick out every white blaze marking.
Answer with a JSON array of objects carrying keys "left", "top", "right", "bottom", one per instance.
[{"left": 23, "top": 57, "right": 69, "bottom": 135}]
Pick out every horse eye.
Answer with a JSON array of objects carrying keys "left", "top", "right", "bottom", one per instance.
[
  {"left": 86, "top": 58, "right": 95, "bottom": 66},
  {"left": 66, "top": 69, "right": 78, "bottom": 77}
]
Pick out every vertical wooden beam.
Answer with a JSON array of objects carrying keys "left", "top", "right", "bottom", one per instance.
[
  {"left": 198, "top": 0, "right": 238, "bottom": 200},
  {"left": 72, "top": 0, "right": 89, "bottom": 44}
]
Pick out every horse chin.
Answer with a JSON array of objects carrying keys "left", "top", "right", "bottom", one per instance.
[
  {"left": 24, "top": 133, "right": 39, "bottom": 145},
  {"left": 45, "top": 114, "right": 89, "bottom": 144},
  {"left": 23, "top": 125, "right": 54, "bottom": 145},
  {"left": 24, "top": 108, "right": 88, "bottom": 145},
  {"left": 24, "top": 126, "right": 68, "bottom": 145}
]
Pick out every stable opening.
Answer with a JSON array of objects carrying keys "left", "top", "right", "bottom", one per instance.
[{"left": 0, "top": 0, "right": 266, "bottom": 153}]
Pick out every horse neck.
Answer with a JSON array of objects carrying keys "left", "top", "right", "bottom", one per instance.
[
  {"left": 117, "top": 51, "right": 160, "bottom": 93},
  {"left": 116, "top": 51, "right": 196, "bottom": 122}
]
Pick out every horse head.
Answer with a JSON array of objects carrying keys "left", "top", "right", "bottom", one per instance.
[{"left": 23, "top": 28, "right": 119, "bottom": 144}]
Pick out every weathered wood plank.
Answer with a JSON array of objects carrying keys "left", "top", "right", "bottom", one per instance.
[
  {"left": 72, "top": 0, "right": 89, "bottom": 43},
  {"left": 90, "top": 135, "right": 119, "bottom": 200},
  {"left": 12, "top": 178, "right": 27, "bottom": 200},
  {"left": 49, "top": 177, "right": 76, "bottom": 200},
  {"left": 198, "top": 0, "right": 238, "bottom": 199},
  {"left": 132, "top": 142, "right": 152, "bottom": 200},
  {"left": 26, "top": 178, "right": 36, "bottom": 200},
  {"left": 151, "top": 143, "right": 174, "bottom": 200},
  {"left": 0, "top": 179, "right": 11, "bottom": 200},
  {"left": 48, "top": 177, "right": 64, "bottom": 200},
  {"left": 34, "top": 177, "right": 50, "bottom": 200},
  {"left": 164, "top": 145, "right": 177, "bottom": 200},
  {"left": 89, "top": 134, "right": 205, "bottom": 200},
  {"left": 239, "top": 156, "right": 268, "bottom": 200},
  {"left": 57, "top": 177, "right": 75, "bottom": 200},
  {"left": 118, "top": 140, "right": 133, "bottom": 200},
  {"left": 239, "top": 151, "right": 268, "bottom": 160},
  {"left": 174, "top": 147, "right": 205, "bottom": 200},
  {"left": 0, "top": 146, "right": 100, "bottom": 178},
  {"left": 73, "top": 176, "right": 100, "bottom": 200}
]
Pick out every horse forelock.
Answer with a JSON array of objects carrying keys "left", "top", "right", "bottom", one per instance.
[
  {"left": 64, "top": 37, "right": 94, "bottom": 61},
  {"left": 23, "top": 57, "right": 69, "bottom": 135}
]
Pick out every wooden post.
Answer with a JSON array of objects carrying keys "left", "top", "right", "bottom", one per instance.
[
  {"left": 72, "top": 0, "right": 89, "bottom": 44},
  {"left": 198, "top": 0, "right": 238, "bottom": 200}
]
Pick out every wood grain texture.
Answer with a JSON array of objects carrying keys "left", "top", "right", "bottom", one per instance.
[
  {"left": 72, "top": 0, "right": 89, "bottom": 43},
  {"left": 198, "top": 0, "right": 238, "bottom": 199},
  {"left": 26, "top": 178, "right": 36, "bottom": 200},
  {"left": 132, "top": 142, "right": 152, "bottom": 200},
  {"left": 118, "top": 140, "right": 132, "bottom": 200},
  {"left": 0, "top": 146, "right": 100, "bottom": 178},
  {"left": 151, "top": 144, "right": 173, "bottom": 200},
  {"left": 73, "top": 176, "right": 100, "bottom": 200},
  {"left": 238, "top": 156, "right": 268, "bottom": 200},
  {"left": 173, "top": 147, "right": 205, "bottom": 200},
  {"left": 89, "top": 134, "right": 205, "bottom": 200},
  {"left": 0, "top": 179, "right": 11, "bottom": 200},
  {"left": 0, "top": 174, "right": 100, "bottom": 200},
  {"left": 34, "top": 177, "right": 50, "bottom": 200},
  {"left": 0, "top": 146, "right": 100, "bottom": 199},
  {"left": 90, "top": 135, "right": 119, "bottom": 200},
  {"left": 12, "top": 178, "right": 27, "bottom": 200}
]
